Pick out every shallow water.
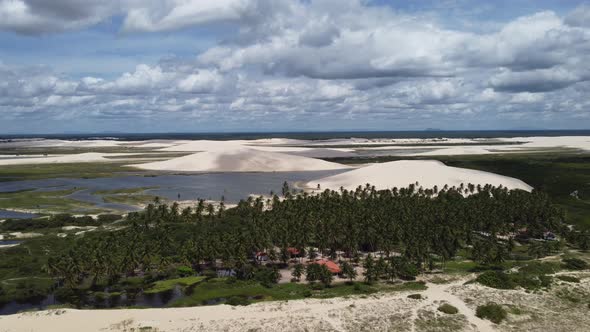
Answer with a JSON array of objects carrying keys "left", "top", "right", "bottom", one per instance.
[
  {"left": 0, "top": 170, "right": 348, "bottom": 211},
  {"left": 0, "top": 210, "right": 38, "bottom": 219}
]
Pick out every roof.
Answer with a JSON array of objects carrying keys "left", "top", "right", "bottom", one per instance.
[
  {"left": 317, "top": 259, "right": 342, "bottom": 274},
  {"left": 287, "top": 247, "right": 300, "bottom": 255}
]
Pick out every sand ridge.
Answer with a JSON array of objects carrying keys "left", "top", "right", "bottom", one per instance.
[{"left": 306, "top": 160, "right": 533, "bottom": 192}]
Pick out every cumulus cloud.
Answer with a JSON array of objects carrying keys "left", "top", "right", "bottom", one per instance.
[
  {"left": 565, "top": 4, "right": 590, "bottom": 27},
  {"left": 0, "top": 0, "right": 119, "bottom": 34},
  {"left": 489, "top": 68, "right": 583, "bottom": 93},
  {"left": 1, "top": 0, "right": 590, "bottom": 130}
]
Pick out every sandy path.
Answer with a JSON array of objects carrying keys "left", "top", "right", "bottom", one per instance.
[{"left": 418, "top": 280, "right": 496, "bottom": 332}]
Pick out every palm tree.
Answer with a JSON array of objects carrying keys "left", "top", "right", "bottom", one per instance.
[
  {"left": 292, "top": 264, "right": 304, "bottom": 281},
  {"left": 341, "top": 261, "right": 357, "bottom": 283}
]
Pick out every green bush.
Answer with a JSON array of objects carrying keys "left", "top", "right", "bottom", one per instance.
[
  {"left": 476, "top": 271, "right": 515, "bottom": 289},
  {"left": 557, "top": 275, "right": 580, "bottom": 283},
  {"left": 176, "top": 266, "right": 194, "bottom": 277},
  {"left": 226, "top": 296, "right": 251, "bottom": 306},
  {"left": 519, "top": 262, "right": 559, "bottom": 275},
  {"left": 476, "top": 303, "right": 507, "bottom": 324},
  {"left": 97, "top": 214, "right": 122, "bottom": 223},
  {"left": 438, "top": 303, "right": 459, "bottom": 314},
  {"left": 563, "top": 258, "right": 588, "bottom": 270},
  {"left": 407, "top": 294, "right": 422, "bottom": 300}
]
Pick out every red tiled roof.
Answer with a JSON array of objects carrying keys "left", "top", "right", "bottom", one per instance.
[
  {"left": 317, "top": 259, "right": 341, "bottom": 274},
  {"left": 287, "top": 247, "right": 300, "bottom": 255}
]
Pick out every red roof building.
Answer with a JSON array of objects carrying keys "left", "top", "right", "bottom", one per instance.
[
  {"left": 316, "top": 259, "right": 342, "bottom": 274},
  {"left": 287, "top": 247, "right": 300, "bottom": 256}
]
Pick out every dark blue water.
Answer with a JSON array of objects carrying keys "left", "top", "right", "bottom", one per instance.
[
  {"left": 0, "top": 240, "right": 22, "bottom": 245},
  {"left": 2, "top": 130, "right": 590, "bottom": 141}
]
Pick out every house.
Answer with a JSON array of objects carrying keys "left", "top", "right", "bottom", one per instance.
[
  {"left": 316, "top": 259, "right": 342, "bottom": 274},
  {"left": 287, "top": 247, "right": 301, "bottom": 257}
]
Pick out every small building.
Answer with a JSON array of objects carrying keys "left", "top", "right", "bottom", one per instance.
[
  {"left": 287, "top": 247, "right": 301, "bottom": 257},
  {"left": 255, "top": 252, "right": 269, "bottom": 262},
  {"left": 543, "top": 231, "right": 557, "bottom": 241},
  {"left": 316, "top": 259, "right": 342, "bottom": 274}
]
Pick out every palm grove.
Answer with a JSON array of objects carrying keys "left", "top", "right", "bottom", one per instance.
[{"left": 44, "top": 182, "right": 569, "bottom": 291}]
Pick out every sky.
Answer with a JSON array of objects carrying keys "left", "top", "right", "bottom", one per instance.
[{"left": 0, "top": 0, "right": 589, "bottom": 134}]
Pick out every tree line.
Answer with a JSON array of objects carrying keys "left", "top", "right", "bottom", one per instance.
[{"left": 46, "top": 183, "right": 567, "bottom": 287}]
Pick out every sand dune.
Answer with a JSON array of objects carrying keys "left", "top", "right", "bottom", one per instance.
[
  {"left": 306, "top": 160, "right": 532, "bottom": 192},
  {"left": 133, "top": 148, "right": 351, "bottom": 172},
  {"left": 0, "top": 152, "right": 116, "bottom": 166}
]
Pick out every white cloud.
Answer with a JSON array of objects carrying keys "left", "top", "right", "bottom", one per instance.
[
  {"left": 177, "top": 70, "right": 224, "bottom": 93},
  {"left": 1, "top": 0, "right": 590, "bottom": 130}
]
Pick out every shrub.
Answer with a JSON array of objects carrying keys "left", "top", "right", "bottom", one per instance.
[
  {"left": 476, "top": 303, "right": 507, "bottom": 324},
  {"left": 519, "top": 262, "right": 559, "bottom": 275},
  {"left": 254, "top": 267, "right": 280, "bottom": 287},
  {"left": 97, "top": 214, "right": 122, "bottom": 223},
  {"left": 176, "top": 266, "right": 194, "bottom": 277},
  {"left": 438, "top": 303, "right": 459, "bottom": 314},
  {"left": 563, "top": 258, "right": 588, "bottom": 270},
  {"left": 476, "top": 271, "right": 515, "bottom": 289},
  {"left": 557, "top": 275, "right": 580, "bottom": 283},
  {"left": 226, "top": 296, "right": 251, "bottom": 306},
  {"left": 203, "top": 269, "right": 218, "bottom": 280},
  {"left": 407, "top": 294, "right": 422, "bottom": 300}
]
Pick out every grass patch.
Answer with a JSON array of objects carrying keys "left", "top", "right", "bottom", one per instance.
[
  {"left": 169, "top": 279, "right": 422, "bottom": 307},
  {"left": 475, "top": 262, "right": 557, "bottom": 291},
  {"left": 0, "top": 188, "right": 96, "bottom": 213},
  {"left": 144, "top": 276, "right": 206, "bottom": 294},
  {"left": 476, "top": 303, "right": 507, "bottom": 324},
  {"left": 0, "top": 162, "right": 142, "bottom": 182},
  {"left": 93, "top": 187, "right": 157, "bottom": 195}
]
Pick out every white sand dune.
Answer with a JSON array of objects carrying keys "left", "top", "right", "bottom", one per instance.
[
  {"left": 306, "top": 160, "right": 532, "bottom": 192},
  {"left": 133, "top": 148, "right": 351, "bottom": 172},
  {"left": 158, "top": 140, "right": 248, "bottom": 152},
  {"left": 0, "top": 152, "right": 117, "bottom": 166}
]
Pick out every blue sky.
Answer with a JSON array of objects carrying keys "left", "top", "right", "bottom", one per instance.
[{"left": 0, "top": 0, "right": 589, "bottom": 133}]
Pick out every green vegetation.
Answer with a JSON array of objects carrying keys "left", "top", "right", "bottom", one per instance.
[
  {"left": 0, "top": 162, "right": 141, "bottom": 182},
  {"left": 407, "top": 293, "right": 422, "bottom": 300},
  {"left": 475, "top": 262, "right": 558, "bottom": 291},
  {"left": 556, "top": 275, "right": 580, "bottom": 283},
  {"left": 0, "top": 188, "right": 96, "bottom": 214},
  {"left": 0, "top": 180, "right": 586, "bottom": 313},
  {"left": 144, "top": 276, "right": 206, "bottom": 294},
  {"left": 93, "top": 187, "right": 156, "bottom": 195},
  {"left": 437, "top": 303, "right": 459, "bottom": 314},
  {"left": 562, "top": 258, "right": 589, "bottom": 270},
  {"left": 476, "top": 303, "right": 507, "bottom": 324},
  {"left": 0, "top": 214, "right": 113, "bottom": 232}
]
